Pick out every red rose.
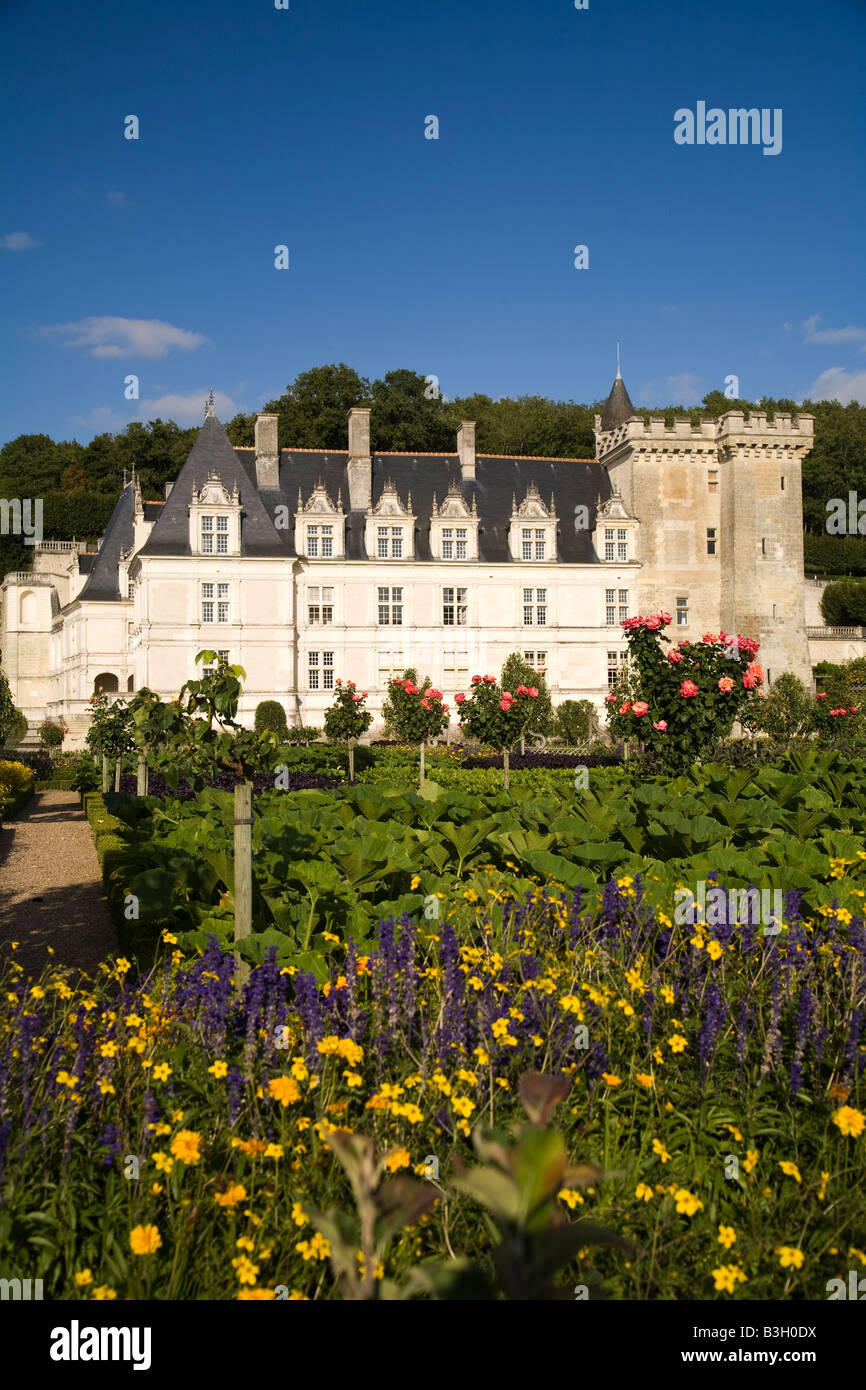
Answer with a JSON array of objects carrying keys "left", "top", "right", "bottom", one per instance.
[
  {"left": 455, "top": 693, "right": 466, "bottom": 704},
  {"left": 499, "top": 698, "right": 512, "bottom": 711},
  {"left": 652, "top": 720, "right": 668, "bottom": 732},
  {"left": 717, "top": 677, "right": 734, "bottom": 693},
  {"left": 644, "top": 616, "right": 661, "bottom": 631},
  {"left": 619, "top": 701, "right": 631, "bottom": 715},
  {"left": 679, "top": 681, "right": 698, "bottom": 698},
  {"left": 483, "top": 675, "right": 496, "bottom": 684},
  {"left": 658, "top": 611, "right": 672, "bottom": 625},
  {"left": 631, "top": 701, "right": 649, "bottom": 716},
  {"left": 471, "top": 675, "right": 482, "bottom": 684},
  {"left": 667, "top": 649, "right": 684, "bottom": 663},
  {"left": 527, "top": 687, "right": 538, "bottom": 698},
  {"left": 816, "top": 693, "right": 827, "bottom": 699}
]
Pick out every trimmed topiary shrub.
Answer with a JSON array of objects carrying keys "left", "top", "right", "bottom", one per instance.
[{"left": 254, "top": 700, "right": 289, "bottom": 739}]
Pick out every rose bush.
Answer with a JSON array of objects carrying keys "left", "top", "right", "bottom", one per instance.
[{"left": 606, "top": 613, "right": 764, "bottom": 763}]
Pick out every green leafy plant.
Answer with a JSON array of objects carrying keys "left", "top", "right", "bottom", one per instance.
[
  {"left": 455, "top": 675, "right": 541, "bottom": 787},
  {"left": 323, "top": 680, "right": 373, "bottom": 782},
  {"left": 254, "top": 700, "right": 289, "bottom": 740}
]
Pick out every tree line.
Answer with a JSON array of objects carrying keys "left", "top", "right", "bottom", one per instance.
[{"left": 2, "top": 364, "right": 865, "bottom": 579}]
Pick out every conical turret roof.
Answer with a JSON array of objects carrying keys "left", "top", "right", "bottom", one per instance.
[{"left": 600, "top": 368, "right": 636, "bottom": 432}]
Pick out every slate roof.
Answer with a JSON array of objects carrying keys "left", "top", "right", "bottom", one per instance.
[
  {"left": 81, "top": 412, "right": 614, "bottom": 600},
  {"left": 75, "top": 482, "right": 135, "bottom": 602},
  {"left": 601, "top": 371, "right": 636, "bottom": 432}
]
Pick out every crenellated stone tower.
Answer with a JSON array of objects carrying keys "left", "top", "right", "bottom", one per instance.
[{"left": 595, "top": 372, "right": 814, "bottom": 686}]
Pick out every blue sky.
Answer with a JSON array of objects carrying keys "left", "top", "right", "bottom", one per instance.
[{"left": 1, "top": 0, "right": 865, "bottom": 445}]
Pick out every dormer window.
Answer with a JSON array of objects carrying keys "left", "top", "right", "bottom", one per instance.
[
  {"left": 430, "top": 482, "right": 479, "bottom": 560},
  {"left": 365, "top": 481, "right": 416, "bottom": 561},
  {"left": 509, "top": 484, "right": 556, "bottom": 563},
  {"left": 442, "top": 527, "right": 468, "bottom": 560},
  {"left": 189, "top": 473, "right": 241, "bottom": 556},
  {"left": 595, "top": 489, "right": 637, "bottom": 565},
  {"left": 295, "top": 484, "right": 345, "bottom": 560}
]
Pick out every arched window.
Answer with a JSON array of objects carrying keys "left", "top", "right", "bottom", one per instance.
[
  {"left": 93, "top": 673, "right": 119, "bottom": 694},
  {"left": 127, "top": 675, "right": 135, "bottom": 692},
  {"left": 19, "top": 590, "right": 37, "bottom": 626}
]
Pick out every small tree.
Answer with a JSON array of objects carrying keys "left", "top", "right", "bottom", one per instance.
[
  {"left": 254, "top": 700, "right": 289, "bottom": 741},
  {"left": 606, "top": 613, "right": 765, "bottom": 765},
  {"left": 554, "top": 698, "right": 596, "bottom": 746},
  {"left": 500, "top": 653, "right": 553, "bottom": 751},
  {"left": 0, "top": 669, "right": 15, "bottom": 747},
  {"left": 455, "top": 674, "right": 540, "bottom": 789},
  {"left": 39, "top": 718, "right": 68, "bottom": 753},
  {"left": 86, "top": 691, "right": 133, "bottom": 789},
  {"left": 323, "top": 680, "right": 373, "bottom": 781},
  {"left": 384, "top": 674, "right": 450, "bottom": 784},
  {"left": 738, "top": 672, "right": 814, "bottom": 744}
]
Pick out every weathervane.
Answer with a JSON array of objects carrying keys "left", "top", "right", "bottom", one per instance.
[{"left": 616, "top": 341, "right": 622, "bottom": 379}]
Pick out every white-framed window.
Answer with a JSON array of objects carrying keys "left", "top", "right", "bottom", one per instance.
[
  {"left": 378, "top": 650, "right": 406, "bottom": 685},
  {"left": 377, "top": 586, "right": 403, "bottom": 625},
  {"left": 523, "top": 587, "right": 547, "bottom": 626},
  {"left": 676, "top": 596, "right": 689, "bottom": 626},
  {"left": 216, "top": 516, "right": 228, "bottom": 554},
  {"left": 521, "top": 526, "right": 547, "bottom": 561},
  {"left": 443, "top": 586, "right": 467, "bottom": 626},
  {"left": 307, "top": 524, "right": 319, "bottom": 557},
  {"left": 127, "top": 579, "right": 134, "bottom": 599},
  {"left": 441, "top": 526, "right": 469, "bottom": 561},
  {"left": 377, "top": 526, "right": 403, "bottom": 559},
  {"left": 308, "top": 586, "right": 334, "bottom": 625},
  {"left": 607, "top": 649, "right": 627, "bottom": 688},
  {"left": 201, "top": 582, "right": 229, "bottom": 623},
  {"left": 619, "top": 588, "right": 629, "bottom": 623},
  {"left": 443, "top": 649, "right": 469, "bottom": 688},
  {"left": 321, "top": 523, "right": 333, "bottom": 558},
  {"left": 617, "top": 528, "right": 628, "bottom": 562},
  {"left": 202, "top": 649, "right": 229, "bottom": 677},
  {"left": 308, "top": 650, "right": 335, "bottom": 691},
  {"left": 707, "top": 527, "right": 717, "bottom": 555},
  {"left": 523, "top": 650, "right": 547, "bottom": 677},
  {"left": 605, "top": 587, "right": 616, "bottom": 626},
  {"left": 201, "top": 515, "right": 214, "bottom": 554}
]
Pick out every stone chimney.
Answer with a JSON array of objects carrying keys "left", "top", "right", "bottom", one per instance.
[
  {"left": 457, "top": 420, "right": 476, "bottom": 480},
  {"left": 255, "top": 413, "right": 280, "bottom": 489},
  {"left": 347, "top": 407, "right": 372, "bottom": 511}
]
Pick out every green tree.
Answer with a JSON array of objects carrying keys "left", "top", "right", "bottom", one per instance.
[
  {"left": 820, "top": 579, "right": 866, "bottom": 627},
  {"left": 254, "top": 700, "right": 289, "bottom": 740},
  {"left": 0, "top": 669, "right": 15, "bottom": 745},
  {"left": 323, "top": 679, "right": 373, "bottom": 781},
  {"left": 262, "top": 364, "right": 370, "bottom": 449},
  {"left": 738, "top": 673, "right": 814, "bottom": 742},
  {"left": 500, "top": 654, "right": 553, "bottom": 741},
  {"left": 554, "top": 698, "right": 596, "bottom": 744}
]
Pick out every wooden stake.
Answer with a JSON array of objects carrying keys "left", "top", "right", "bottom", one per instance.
[
  {"left": 348, "top": 738, "right": 355, "bottom": 783},
  {"left": 114, "top": 757, "right": 121, "bottom": 792},
  {"left": 234, "top": 780, "right": 253, "bottom": 991},
  {"left": 503, "top": 747, "right": 510, "bottom": 791},
  {"left": 137, "top": 754, "right": 147, "bottom": 796},
  {"left": 420, "top": 739, "right": 425, "bottom": 786},
  {"left": 102, "top": 754, "right": 110, "bottom": 794}
]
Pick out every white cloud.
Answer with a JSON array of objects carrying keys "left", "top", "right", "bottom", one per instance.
[
  {"left": 136, "top": 390, "right": 241, "bottom": 425},
  {"left": 43, "top": 316, "right": 209, "bottom": 359},
  {"left": 71, "top": 405, "right": 128, "bottom": 432},
  {"left": 803, "top": 314, "right": 822, "bottom": 335},
  {"left": 804, "top": 321, "right": 866, "bottom": 348},
  {"left": 105, "top": 191, "right": 129, "bottom": 206},
  {"left": 2, "top": 231, "right": 40, "bottom": 250},
  {"left": 666, "top": 373, "right": 702, "bottom": 404},
  {"left": 806, "top": 367, "right": 866, "bottom": 406}
]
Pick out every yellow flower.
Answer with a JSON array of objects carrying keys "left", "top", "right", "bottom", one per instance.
[
  {"left": 264, "top": 1143, "right": 284, "bottom": 1160},
  {"left": 451, "top": 1095, "right": 475, "bottom": 1118},
  {"left": 410, "top": 875, "right": 421, "bottom": 890},
  {"left": 776, "top": 1246, "right": 804, "bottom": 1269},
  {"left": 215, "top": 1183, "right": 247, "bottom": 1208},
  {"left": 231, "top": 1255, "right": 260, "bottom": 1285},
  {"left": 343, "top": 1070, "right": 363, "bottom": 1087},
  {"left": 558, "top": 1188, "right": 584, "bottom": 1209},
  {"left": 130, "top": 1224, "right": 162, "bottom": 1255},
  {"left": 151, "top": 1183, "right": 164, "bottom": 1195},
  {"left": 635, "top": 1183, "right": 653, "bottom": 1202},
  {"left": 723, "top": 1124, "right": 744, "bottom": 1143},
  {"left": 385, "top": 1147, "right": 411, "bottom": 1174},
  {"left": 152, "top": 1151, "right": 174, "bottom": 1173},
  {"left": 743, "top": 1148, "right": 759, "bottom": 1174},
  {"left": 162, "top": 931, "right": 178, "bottom": 944},
  {"left": 237, "top": 1288, "right": 276, "bottom": 1299},
  {"left": 667, "top": 1034, "right": 687, "bottom": 1053},
  {"left": 56, "top": 1071, "right": 78, "bottom": 1088},
  {"left": 291, "top": 1202, "right": 309, "bottom": 1227},
  {"left": 601, "top": 1072, "right": 622, "bottom": 1087},
  {"left": 391, "top": 1102, "right": 424, "bottom": 1124},
  {"left": 718, "top": 1225, "right": 737, "bottom": 1250},
  {"left": 673, "top": 1189, "right": 704, "bottom": 1216},
  {"left": 652, "top": 1139, "right": 671, "bottom": 1163},
  {"left": 208, "top": 1060, "right": 228, "bottom": 1079},
  {"left": 833, "top": 1106, "right": 865, "bottom": 1138},
  {"left": 660, "top": 985, "right": 675, "bottom": 1004},
  {"left": 152, "top": 1063, "right": 171, "bottom": 1082},
  {"left": 706, "top": 940, "right": 723, "bottom": 961},
  {"left": 295, "top": 1232, "right": 330, "bottom": 1262},
  {"left": 712, "top": 1264, "right": 747, "bottom": 1293},
  {"left": 268, "top": 1076, "right": 301, "bottom": 1107},
  {"left": 74, "top": 1269, "right": 93, "bottom": 1287},
  {"left": 170, "top": 1130, "right": 202, "bottom": 1165},
  {"left": 635, "top": 1072, "right": 654, "bottom": 1089},
  {"left": 91, "top": 1285, "right": 118, "bottom": 1300},
  {"left": 779, "top": 1160, "right": 802, "bottom": 1183}
]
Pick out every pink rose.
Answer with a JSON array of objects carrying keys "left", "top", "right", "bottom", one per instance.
[
  {"left": 816, "top": 692, "right": 827, "bottom": 700},
  {"left": 644, "top": 616, "right": 661, "bottom": 630},
  {"left": 516, "top": 684, "right": 528, "bottom": 695},
  {"left": 499, "top": 698, "right": 512, "bottom": 711},
  {"left": 830, "top": 708, "right": 846, "bottom": 716},
  {"left": 428, "top": 689, "right": 442, "bottom": 700},
  {"left": 619, "top": 701, "right": 631, "bottom": 715},
  {"left": 717, "top": 677, "right": 734, "bottom": 693},
  {"left": 352, "top": 694, "right": 361, "bottom": 702},
  {"left": 362, "top": 692, "right": 368, "bottom": 698},
  {"left": 483, "top": 675, "right": 496, "bottom": 684},
  {"left": 652, "top": 720, "right": 667, "bottom": 732},
  {"left": 405, "top": 681, "right": 418, "bottom": 694},
  {"left": 679, "top": 681, "right": 698, "bottom": 698},
  {"left": 471, "top": 675, "right": 482, "bottom": 684},
  {"left": 503, "top": 691, "right": 513, "bottom": 700},
  {"left": 742, "top": 674, "right": 758, "bottom": 690},
  {"left": 604, "top": 694, "right": 616, "bottom": 703},
  {"left": 420, "top": 698, "right": 431, "bottom": 709},
  {"left": 528, "top": 687, "right": 538, "bottom": 698},
  {"left": 667, "top": 649, "right": 684, "bottom": 663},
  {"left": 658, "top": 611, "right": 672, "bottom": 625},
  {"left": 850, "top": 707, "right": 857, "bottom": 713},
  {"left": 632, "top": 701, "right": 649, "bottom": 716},
  {"left": 455, "top": 692, "right": 466, "bottom": 704},
  {"left": 702, "top": 633, "right": 718, "bottom": 644}
]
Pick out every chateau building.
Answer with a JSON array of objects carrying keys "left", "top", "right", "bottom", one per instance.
[{"left": 1, "top": 374, "right": 819, "bottom": 746}]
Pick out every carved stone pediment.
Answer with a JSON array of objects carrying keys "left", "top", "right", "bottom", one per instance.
[
  {"left": 368, "top": 479, "right": 414, "bottom": 519},
  {"left": 192, "top": 471, "right": 238, "bottom": 507},
  {"left": 512, "top": 482, "right": 556, "bottom": 521}
]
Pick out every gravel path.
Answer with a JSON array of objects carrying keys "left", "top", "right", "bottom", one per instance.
[{"left": 0, "top": 790, "right": 118, "bottom": 979}]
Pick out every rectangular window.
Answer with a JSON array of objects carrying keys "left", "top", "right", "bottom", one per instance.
[
  {"left": 391, "top": 527, "right": 403, "bottom": 559},
  {"left": 202, "top": 649, "right": 229, "bottom": 677},
  {"left": 377, "top": 526, "right": 389, "bottom": 560},
  {"left": 617, "top": 529, "right": 627, "bottom": 541},
  {"left": 201, "top": 582, "right": 214, "bottom": 624},
  {"left": 216, "top": 516, "right": 228, "bottom": 532},
  {"left": 617, "top": 542, "right": 627, "bottom": 561},
  {"left": 605, "top": 528, "right": 614, "bottom": 540},
  {"left": 523, "top": 650, "right": 547, "bottom": 676},
  {"left": 523, "top": 588, "right": 547, "bottom": 625},
  {"left": 321, "top": 524, "right": 333, "bottom": 558},
  {"left": 201, "top": 515, "right": 213, "bottom": 554},
  {"left": 606, "top": 605, "right": 616, "bottom": 626},
  {"left": 378, "top": 650, "right": 406, "bottom": 685},
  {"left": 378, "top": 586, "right": 403, "bottom": 625},
  {"left": 322, "top": 651, "right": 335, "bottom": 690},
  {"left": 215, "top": 516, "right": 228, "bottom": 553},
  {"left": 606, "top": 588, "right": 615, "bottom": 604},
  {"left": 535, "top": 539, "right": 546, "bottom": 561},
  {"left": 308, "top": 650, "right": 319, "bottom": 690},
  {"left": 676, "top": 596, "right": 689, "bottom": 626},
  {"left": 607, "top": 649, "right": 627, "bottom": 688},
  {"left": 307, "top": 524, "right": 319, "bottom": 558},
  {"left": 442, "top": 527, "right": 453, "bottom": 560},
  {"left": 708, "top": 470, "right": 719, "bottom": 494},
  {"left": 216, "top": 582, "right": 229, "bottom": 625},
  {"left": 605, "top": 541, "right": 615, "bottom": 561},
  {"left": 780, "top": 476, "right": 785, "bottom": 492},
  {"left": 127, "top": 579, "right": 134, "bottom": 599},
  {"left": 217, "top": 534, "right": 228, "bottom": 554},
  {"left": 443, "top": 649, "right": 469, "bottom": 687},
  {"left": 707, "top": 527, "right": 717, "bottom": 555},
  {"left": 442, "top": 586, "right": 467, "bottom": 625},
  {"left": 456, "top": 527, "right": 467, "bottom": 560},
  {"left": 522, "top": 527, "right": 532, "bottom": 561}
]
